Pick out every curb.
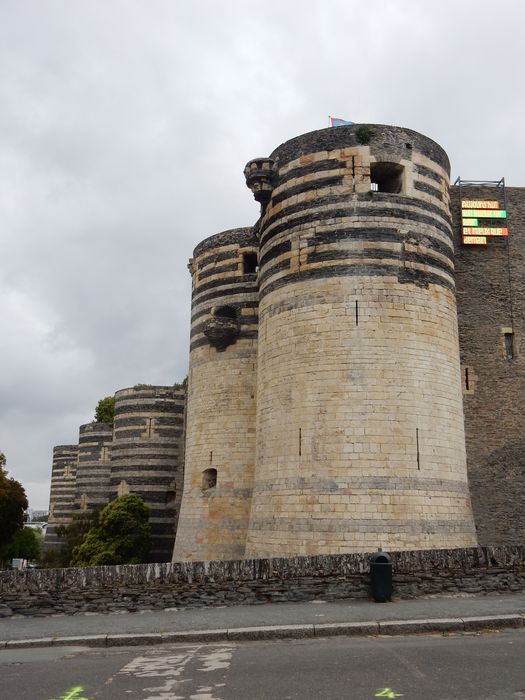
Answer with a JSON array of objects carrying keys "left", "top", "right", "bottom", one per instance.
[{"left": 1, "top": 614, "right": 524, "bottom": 649}]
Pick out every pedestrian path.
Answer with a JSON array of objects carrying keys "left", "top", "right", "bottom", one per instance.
[{"left": 1, "top": 591, "right": 524, "bottom": 648}]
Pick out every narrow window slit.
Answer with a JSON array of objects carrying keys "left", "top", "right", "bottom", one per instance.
[
  {"left": 355, "top": 299, "right": 359, "bottom": 326},
  {"left": 416, "top": 428, "right": 420, "bottom": 470},
  {"left": 465, "top": 367, "right": 470, "bottom": 391},
  {"left": 504, "top": 332, "right": 514, "bottom": 360},
  {"left": 299, "top": 428, "right": 302, "bottom": 456}
]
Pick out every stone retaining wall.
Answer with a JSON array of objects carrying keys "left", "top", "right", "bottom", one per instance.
[{"left": 1, "top": 546, "right": 524, "bottom": 617}]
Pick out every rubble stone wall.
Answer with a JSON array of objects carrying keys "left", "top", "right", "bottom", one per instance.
[{"left": 1, "top": 546, "right": 524, "bottom": 617}]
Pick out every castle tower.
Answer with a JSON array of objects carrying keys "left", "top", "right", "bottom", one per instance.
[
  {"left": 43, "top": 445, "right": 78, "bottom": 552},
  {"left": 110, "top": 386, "right": 185, "bottom": 562},
  {"left": 244, "top": 124, "right": 477, "bottom": 556},
  {"left": 75, "top": 422, "right": 113, "bottom": 514},
  {"left": 172, "top": 228, "right": 259, "bottom": 561}
]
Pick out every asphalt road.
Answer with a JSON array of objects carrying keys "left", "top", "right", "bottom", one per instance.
[{"left": 2, "top": 630, "right": 525, "bottom": 700}]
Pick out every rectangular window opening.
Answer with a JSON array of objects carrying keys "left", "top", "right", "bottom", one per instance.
[
  {"left": 370, "top": 162, "right": 404, "bottom": 194},
  {"left": 243, "top": 252, "right": 258, "bottom": 274}
]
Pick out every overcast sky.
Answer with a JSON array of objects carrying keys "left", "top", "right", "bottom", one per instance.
[{"left": 1, "top": 0, "right": 524, "bottom": 509}]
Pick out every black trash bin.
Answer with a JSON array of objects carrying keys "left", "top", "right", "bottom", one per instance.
[{"left": 370, "top": 550, "right": 392, "bottom": 602}]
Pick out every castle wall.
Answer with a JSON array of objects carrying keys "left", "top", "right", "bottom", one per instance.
[
  {"left": 75, "top": 422, "right": 113, "bottom": 515},
  {"left": 2, "top": 546, "right": 525, "bottom": 616},
  {"left": 244, "top": 125, "right": 477, "bottom": 557},
  {"left": 43, "top": 445, "right": 78, "bottom": 552},
  {"left": 172, "top": 228, "right": 258, "bottom": 561},
  {"left": 44, "top": 124, "right": 525, "bottom": 565},
  {"left": 453, "top": 185, "right": 525, "bottom": 544},
  {"left": 110, "top": 386, "right": 185, "bottom": 562}
]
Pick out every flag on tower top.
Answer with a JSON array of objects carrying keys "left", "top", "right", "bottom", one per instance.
[{"left": 330, "top": 116, "right": 354, "bottom": 127}]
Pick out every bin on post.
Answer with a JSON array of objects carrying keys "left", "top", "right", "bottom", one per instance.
[{"left": 370, "top": 550, "right": 392, "bottom": 602}]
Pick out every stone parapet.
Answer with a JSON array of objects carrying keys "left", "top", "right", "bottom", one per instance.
[{"left": 1, "top": 546, "right": 524, "bottom": 616}]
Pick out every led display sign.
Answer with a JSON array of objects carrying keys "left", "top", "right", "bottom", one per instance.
[
  {"left": 461, "top": 200, "right": 500, "bottom": 209},
  {"left": 463, "top": 227, "right": 508, "bottom": 237},
  {"left": 460, "top": 198, "right": 508, "bottom": 245},
  {"left": 463, "top": 236, "right": 487, "bottom": 245},
  {"left": 462, "top": 209, "right": 507, "bottom": 218}
]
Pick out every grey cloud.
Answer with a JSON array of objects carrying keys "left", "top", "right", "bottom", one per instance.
[{"left": 0, "top": 0, "right": 523, "bottom": 507}]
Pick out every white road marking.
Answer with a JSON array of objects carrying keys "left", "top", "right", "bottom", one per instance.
[{"left": 116, "top": 644, "right": 235, "bottom": 700}]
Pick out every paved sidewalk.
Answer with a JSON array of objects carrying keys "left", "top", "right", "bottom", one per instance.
[{"left": 1, "top": 592, "right": 524, "bottom": 648}]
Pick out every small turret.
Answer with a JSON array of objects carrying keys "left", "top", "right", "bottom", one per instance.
[{"left": 244, "top": 158, "right": 278, "bottom": 210}]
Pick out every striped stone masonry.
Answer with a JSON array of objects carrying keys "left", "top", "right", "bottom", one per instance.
[
  {"left": 75, "top": 422, "right": 113, "bottom": 515},
  {"left": 44, "top": 386, "right": 186, "bottom": 560},
  {"left": 45, "top": 122, "right": 525, "bottom": 564},
  {"left": 242, "top": 125, "right": 476, "bottom": 557},
  {"left": 173, "top": 228, "right": 259, "bottom": 561},
  {"left": 111, "top": 386, "right": 185, "bottom": 562},
  {"left": 43, "top": 445, "right": 78, "bottom": 552}
]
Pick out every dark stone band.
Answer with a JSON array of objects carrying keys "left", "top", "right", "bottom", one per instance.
[
  {"left": 271, "top": 174, "right": 344, "bottom": 206},
  {"left": 197, "top": 261, "right": 239, "bottom": 280},
  {"left": 276, "top": 158, "right": 348, "bottom": 187},
  {"left": 259, "top": 262, "right": 455, "bottom": 299},
  {"left": 261, "top": 200, "right": 453, "bottom": 248}
]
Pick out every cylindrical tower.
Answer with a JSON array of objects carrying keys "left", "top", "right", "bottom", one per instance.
[
  {"left": 244, "top": 124, "right": 477, "bottom": 556},
  {"left": 43, "top": 445, "right": 78, "bottom": 552},
  {"left": 110, "top": 385, "right": 185, "bottom": 562},
  {"left": 75, "top": 422, "right": 113, "bottom": 514},
  {"left": 172, "top": 228, "right": 259, "bottom": 561}
]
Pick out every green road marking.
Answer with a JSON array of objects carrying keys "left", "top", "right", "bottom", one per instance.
[{"left": 50, "top": 686, "right": 88, "bottom": 700}]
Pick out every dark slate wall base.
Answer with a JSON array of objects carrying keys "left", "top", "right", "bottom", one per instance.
[{"left": 1, "top": 546, "right": 523, "bottom": 616}]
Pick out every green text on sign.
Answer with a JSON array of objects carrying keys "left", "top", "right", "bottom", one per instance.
[{"left": 461, "top": 209, "right": 507, "bottom": 218}]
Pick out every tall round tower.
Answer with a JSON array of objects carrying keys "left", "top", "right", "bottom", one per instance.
[
  {"left": 244, "top": 124, "right": 477, "bottom": 556},
  {"left": 110, "top": 385, "right": 185, "bottom": 562},
  {"left": 43, "top": 444, "right": 78, "bottom": 552},
  {"left": 172, "top": 228, "right": 259, "bottom": 561},
  {"left": 76, "top": 422, "right": 113, "bottom": 514}
]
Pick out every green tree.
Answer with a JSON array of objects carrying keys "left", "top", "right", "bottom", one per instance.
[
  {"left": 71, "top": 494, "right": 151, "bottom": 567},
  {"left": 173, "top": 376, "right": 188, "bottom": 390},
  {"left": 0, "top": 453, "right": 28, "bottom": 553},
  {"left": 1, "top": 527, "right": 42, "bottom": 562},
  {"left": 94, "top": 396, "right": 115, "bottom": 424}
]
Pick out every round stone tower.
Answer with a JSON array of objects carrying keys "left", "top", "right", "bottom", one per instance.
[
  {"left": 43, "top": 444, "right": 78, "bottom": 552},
  {"left": 244, "top": 124, "right": 477, "bottom": 556},
  {"left": 76, "top": 422, "right": 113, "bottom": 515},
  {"left": 110, "top": 385, "right": 185, "bottom": 562},
  {"left": 172, "top": 228, "right": 259, "bottom": 561}
]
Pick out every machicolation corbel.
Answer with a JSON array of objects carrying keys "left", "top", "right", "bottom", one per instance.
[
  {"left": 244, "top": 158, "right": 278, "bottom": 210},
  {"left": 203, "top": 305, "right": 240, "bottom": 351}
]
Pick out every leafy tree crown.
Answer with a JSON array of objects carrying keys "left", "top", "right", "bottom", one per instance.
[
  {"left": 94, "top": 396, "right": 115, "bottom": 424},
  {"left": 71, "top": 494, "right": 151, "bottom": 567}
]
